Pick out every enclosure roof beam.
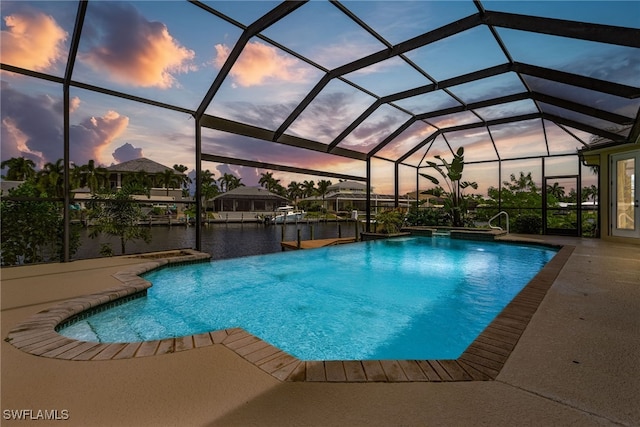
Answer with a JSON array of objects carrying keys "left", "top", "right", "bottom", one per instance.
[
  {"left": 194, "top": 1, "right": 308, "bottom": 120},
  {"left": 628, "top": 109, "right": 640, "bottom": 144},
  {"left": 513, "top": 62, "right": 640, "bottom": 99},
  {"left": 530, "top": 92, "right": 634, "bottom": 125},
  {"left": 201, "top": 154, "right": 365, "bottom": 182},
  {"left": 272, "top": 13, "right": 484, "bottom": 142},
  {"left": 482, "top": 10, "right": 640, "bottom": 48},
  {"left": 396, "top": 113, "right": 542, "bottom": 164},
  {"left": 541, "top": 113, "right": 628, "bottom": 141},
  {"left": 199, "top": 114, "right": 367, "bottom": 161}
]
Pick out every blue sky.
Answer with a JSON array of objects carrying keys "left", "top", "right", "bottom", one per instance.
[{"left": 1, "top": 1, "right": 638, "bottom": 194}]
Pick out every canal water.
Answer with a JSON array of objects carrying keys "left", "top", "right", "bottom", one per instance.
[{"left": 74, "top": 221, "right": 360, "bottom": 261}]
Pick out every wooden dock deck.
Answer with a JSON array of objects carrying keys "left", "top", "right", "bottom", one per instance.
[{"left": 280, "top": 237, "right": 358, "bottom": 250}]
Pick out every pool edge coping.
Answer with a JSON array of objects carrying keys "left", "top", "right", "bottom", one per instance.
[{"left": 4, "top": 241, "right": 574, "bottom": 383}]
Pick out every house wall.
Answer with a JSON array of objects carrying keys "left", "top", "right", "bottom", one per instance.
[
  {"left": 215, "top": 198, "right": 281, "bottom": 212},
  {"left": 583, "top": 144, "right": 640, "bottom": 245}
]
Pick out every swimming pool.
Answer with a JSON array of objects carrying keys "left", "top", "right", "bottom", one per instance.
[{"left": 59, "top": 237, "right": 557, "bottom": 360}]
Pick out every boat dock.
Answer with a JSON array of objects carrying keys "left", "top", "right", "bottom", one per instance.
[{"left": 280, "top": 237, "right": 358, "bottom": 250}]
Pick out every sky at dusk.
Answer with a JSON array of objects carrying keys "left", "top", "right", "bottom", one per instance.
[{"left": 1, "top": 1, "right": 638, "bottom": 194}]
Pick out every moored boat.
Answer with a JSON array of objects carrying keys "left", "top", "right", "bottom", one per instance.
[{"left": 271, "top": 206, "right": 305, "bottom": 224}]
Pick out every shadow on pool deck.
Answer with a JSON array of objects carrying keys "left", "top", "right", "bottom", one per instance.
[{"left": 1, "top": 235, "right": 639, "bottom": 426}]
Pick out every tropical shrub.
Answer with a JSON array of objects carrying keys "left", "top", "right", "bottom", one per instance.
[
  {"left": 405, "top": 206, "right": 449, "bottom": 226},
  {"left": 512, "top": 214, "right": 542, "bottom": 234},
  {"left": 420, "top": 147, "right": 478, "bottom": 227},
  {"left": 87, "top": 185, "right": 152, "bottom": 255},
  {"left": 374, "top": 209, "right": 405, "bottom": 234},
  {"left": 1, "top": 182, "right": 80, "bottom": 265}
]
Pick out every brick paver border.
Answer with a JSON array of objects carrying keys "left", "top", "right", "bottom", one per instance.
[{"left": 5, "top": 243, "right": 574, "bottom": 382}]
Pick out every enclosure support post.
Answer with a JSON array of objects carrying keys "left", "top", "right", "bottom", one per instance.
[
  {"left": 62, "top": 1, "right": 87, "bottom": 262},
  {"left": 416, "top": 166, "right": 420, "bottom": 209},
  {"left": 542, "top": 158, "right": 547, "bottom": 235},
  {"left": 366, "top": 158, "right": 372, "bottom": 232},
  {"left": 577, "top": 156, "right": 583, "bottom": 237},
  {"left": 195, "top": 120, "right": 202, "bottom": 251},
  {"left": 394, "top": 162, "right": 399, "bottom": 208}
]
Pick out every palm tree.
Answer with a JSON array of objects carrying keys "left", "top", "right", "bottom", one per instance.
[
  {"left": 301, "top": 180, "right": 316, "bottom": 198},
  {"left": 217, "top": 173, "right": 243, "bottom": 192},
  {"left": 36, "top": 159, "right": 65, "bottom": 197},
  {"left": 547, "top": 182, "right": 565, "bottom": 202},
  {"left": 173, "top": 164, "right": 192, "bottom": 193},
  {"left": 582, "top": 184, "right": 598, "bottom": 204},
  {"left": 173, "top": 164, "right": 188, "bottom": 174},
  {"left": 229, "top": 175, "right": 244, "bottom": 190},
  {"left": 287, "top": 181, "right": 303, "bottom": 205},
  {"left": 259, "top": 172, "right": 280, "bottom": 193},
  {"left": 505, "top": 172, "right": 538, "bottom": 193},
  {"left": 1, "top": 157, "right": 36, "bottom": 181},
  {"left": 159, "top": 169, "right": 181, "bottom": 196},
  {"left": 80, "top": 160, "right": 109, "bottom": 193},
  {"left": 122, "top": 170, "right": 153, "bottom": 195},
  {"left": 69, "top": 163, "right": 84, "bottom": 190},
  {"left": 316, "top": 179, "right": 332, "bottom": 210},
  {"left": 199, "top": 169, "right": 219, "bottom": 210}
]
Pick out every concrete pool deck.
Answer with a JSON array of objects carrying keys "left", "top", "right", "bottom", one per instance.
[{"left": 1, "top": 235, "right": 638, "bottom": 426}]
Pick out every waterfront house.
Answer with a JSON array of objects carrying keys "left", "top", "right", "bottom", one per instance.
[
  {"left": 209, "top": 186, "right": 289, "bottom": 218},
  {"left": 105, "top": 158, "right": 184, "bottom": 191},
  {"left": 302, "top": 181, "right": 413, "bottom": 214}
]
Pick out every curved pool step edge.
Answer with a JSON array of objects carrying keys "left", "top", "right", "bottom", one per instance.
[{"left": 5, "top": 250, "right": 210, "bottom": 357}]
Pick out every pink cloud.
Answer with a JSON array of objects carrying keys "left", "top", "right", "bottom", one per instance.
[
  {"left": 1, "top": 81, "right": 62, "bottom": 168},
  {"left": 1, "top": 82, "right": 127, "bottom": 168},
  {"left": 69, "top": 96, "right": 81, "bottom": 113},
  {"left": 215, "top": 41, "right": 309, "bottom": 87},
  {"left": 80, "top": 3, "right": 195, "bottom": 88},
  {"left": 1, "top": 10, "right": 67, "bottom": 71},
  {"left": 70, "top": 111, "right": 129, "bottom": 165},
  {"left": 1, "top": 117, "right": 43, "bottom": 166}
]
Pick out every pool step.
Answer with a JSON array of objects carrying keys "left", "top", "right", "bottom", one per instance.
[
  {"left": 432, "top": 230, "right": 451, "bottom": 237},
  {"left": 281, "top": 237, "right": 357, "bottom": 250}
]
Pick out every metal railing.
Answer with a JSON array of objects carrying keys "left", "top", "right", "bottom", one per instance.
[{"left": 489, "top": 211, "right": 509, "bottom": 233}]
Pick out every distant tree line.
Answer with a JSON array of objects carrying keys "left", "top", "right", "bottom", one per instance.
[
  {"left": 0, "top": 157, "right": 193, "bottom": 197},
  {"left": 258, "top": 172, "right": 332, "bottom": 207}
]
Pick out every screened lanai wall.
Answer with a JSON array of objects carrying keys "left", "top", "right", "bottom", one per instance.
[{"left": 1, "top": 0, "right": 639, "bottom": 263}]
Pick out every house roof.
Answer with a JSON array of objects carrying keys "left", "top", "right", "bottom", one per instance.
[
  {"left": 105, "top": 158, "right": 181, "bottom": 175},
  {"left": 404, "top": 191, "right": 441, "bottom": 201},
  {"left": 210, "top": 186, "right": 288, "bottom": 201},
  {"left": 327, "top": 181, "right": 368, "bottom": 193}
]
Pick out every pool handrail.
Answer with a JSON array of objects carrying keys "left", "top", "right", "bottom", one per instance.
[{"left": 489, "top": 211, "right": 509, "bottom": 233}]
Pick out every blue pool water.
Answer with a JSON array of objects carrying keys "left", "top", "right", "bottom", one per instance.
[{"left": 59, "top": 237, "right": 557, "bottom": 360}]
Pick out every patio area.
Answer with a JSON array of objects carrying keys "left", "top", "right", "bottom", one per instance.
[{"left": 1, "top": 235, "right": 638, "bottom": 426}]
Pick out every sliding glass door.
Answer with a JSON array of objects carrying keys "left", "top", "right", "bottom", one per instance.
[{"left": 611, "top": 151, "right": 639, "bottom": 239}]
